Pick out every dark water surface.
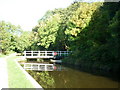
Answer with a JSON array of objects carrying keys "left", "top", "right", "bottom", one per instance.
[
  {"left": 24, "top": 60, "right": 119, "bottom": 88},
  {"left": 27, "top": 63, "right": 119, "bottom": 88},
  {"left": 48, "top": 65, "right": 119, "bottom": 88}
]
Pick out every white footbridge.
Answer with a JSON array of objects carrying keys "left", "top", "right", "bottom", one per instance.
[
  {"left": 23, "top": 51, "right": 72, "bottom": 59},
  {"left": 22, "top": 51, "right": 72, "bottom": 71}
]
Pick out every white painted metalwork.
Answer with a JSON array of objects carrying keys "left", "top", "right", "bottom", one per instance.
[
  {"left": 23, "top": 63, "right": 54, "bottom": 71},
  {"left": 23, "top": 51, "right": 72, "bottom": 59}
]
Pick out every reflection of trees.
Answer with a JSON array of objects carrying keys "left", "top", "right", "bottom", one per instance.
[
  {"left": 48, "top": 71, "right": 71, "bottom": 88},
  {"left": 27, "top": 71, "right": 55, "bottom": 88}
]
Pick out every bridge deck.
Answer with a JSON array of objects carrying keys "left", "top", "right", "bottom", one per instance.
[{"left": 24, "top": 56, "right": 54, "bottom": 59}]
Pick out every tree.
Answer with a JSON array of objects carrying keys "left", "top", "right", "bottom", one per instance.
[{"left": 0, "top": 21, "right": 22, "bottom": 54}]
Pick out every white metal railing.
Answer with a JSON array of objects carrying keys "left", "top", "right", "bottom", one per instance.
[
  {"left": 23, "top": 63, "right": 54, "bottom": 71},
  {"left": 55, "top": 51, "right": 72, "bottom": 56},
  {"left": 24, "top": 51, "right": 54, "bottom": 56},
  {"left": 23, "top": 51, "right": 72, "bottom": 58}
]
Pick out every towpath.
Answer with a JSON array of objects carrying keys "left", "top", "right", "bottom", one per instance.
[{"left": 0, "top": 57, "right": 8, "bottom": 89}]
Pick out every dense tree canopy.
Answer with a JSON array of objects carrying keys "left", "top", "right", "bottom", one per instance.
[
  {"left": 32, "top": 1, "right": 120, "bottom": 73},
  {"left": 0, "top": 21, "right": 22, "bottom": 54},
  {"left": 0, "top": 21, "right": 34, "bottom": 53},
  {"left": 32, "top": 2, "right": 104, "bottom": 51}
]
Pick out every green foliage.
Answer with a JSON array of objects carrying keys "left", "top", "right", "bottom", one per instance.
[
  {"left": 1, "top": 1, "right": 120, "bottom": 74},
  {"left": 32, "top": 2, "right": 79, "bottom": 50},
  {"left": 67, "top": 2, "right": 103, "bottom": 36},
  {"left": 14, "top": 31, "right": 34, "bottom": 52},
  {"left": 38, "top": 13, "right": 61, "bottom": 49},
  {"left": 28, "top": 71, "right": 55, "bottom": 88},
  {"left": 0, "top": 21, "right": 38, "bottom": 53},
  {"left": 32, "top": 1, "right": 120, "bottom": 74},
  {"left": 0, "top": 21, "right": 22, "bottom": 54},
  {"left": 66, "top": 2, "right": 120, "bottom": 73},
  {"left": 38, "top": 71, "right": 55, "bottom": 88}
]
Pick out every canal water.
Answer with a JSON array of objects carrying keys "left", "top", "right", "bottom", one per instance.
[{"left": 26, "top": 63, "right": 119, "bottom": 88}]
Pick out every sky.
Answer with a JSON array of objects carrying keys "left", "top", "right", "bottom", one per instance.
[
  {"left": 0, "top": 0, "right": 74, "bottom": 31},
  {"left": 1, "top": 0, "right": 118, "bottom": 31}
]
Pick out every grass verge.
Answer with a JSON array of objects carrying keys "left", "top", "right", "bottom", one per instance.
[
  {"left": 0, "top": 53, "right": 6, "bottom": 57},
  {"left": 6, "top": 55, "right": 35, "bottom": 88}
]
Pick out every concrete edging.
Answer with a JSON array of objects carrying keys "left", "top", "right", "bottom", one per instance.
[{"left": 14, "top": 57, "right": 43, "bottom": 89}]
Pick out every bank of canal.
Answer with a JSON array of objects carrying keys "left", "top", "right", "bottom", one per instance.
[{"left": 25, "top": 63, "right": 119, "bottom": 88}]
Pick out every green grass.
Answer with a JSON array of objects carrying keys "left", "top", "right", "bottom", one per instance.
[
  {"left": 0, "top": 53, "right": 6, "bottom": 57},
  {"left": 6, "top": 55, "right": 35, "bottom": 88}
]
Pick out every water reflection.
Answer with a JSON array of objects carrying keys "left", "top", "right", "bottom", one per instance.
[
  {"left": 27, "top": 64, "right": 119, "bottom": 88},
  {"left": 49, "top": 66, "right": 119, "bottom": 88},
  {"left": 27, "top": 71, "right": 55, "bottom": 88}
]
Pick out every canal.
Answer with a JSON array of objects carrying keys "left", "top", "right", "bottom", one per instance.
[{"left": 26, "top": 62, "right": 119, "bottom": 88}]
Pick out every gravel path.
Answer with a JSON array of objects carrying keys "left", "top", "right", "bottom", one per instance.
[{"left": 0, "top": 57, "right": 8, "bottom": 89}]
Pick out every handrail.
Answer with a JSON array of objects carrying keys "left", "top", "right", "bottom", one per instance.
[{"left": 23, "top": 51, "right": 72, "bottom": 58}]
